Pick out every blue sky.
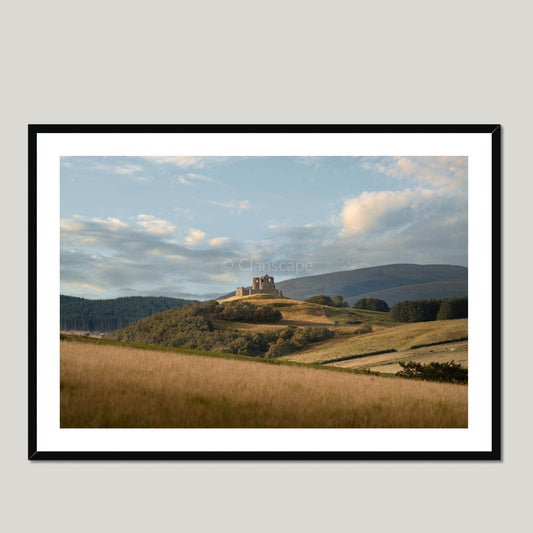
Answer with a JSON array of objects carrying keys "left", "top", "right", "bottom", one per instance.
[{"left": 60, "top": 156, "right": 468, "bottom": 299}]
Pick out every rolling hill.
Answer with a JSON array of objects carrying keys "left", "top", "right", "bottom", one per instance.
[
  {"left": 343, "top": 279, "right": 469, "bottom": 306},
  {"left": 219, "top": 264, "right": 467, "bottom": 304}
]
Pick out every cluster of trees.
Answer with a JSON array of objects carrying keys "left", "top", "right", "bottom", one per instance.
[
  {"left": 264, "top": 326, "right": 335, "bottom": 358},
  {"left": 60, "top": 296, "right": 193, "bottom": 332},
  {"left": 306, "top": 294, "right": 390, "bottom": 312},
  {"left": 106, "top": 300, "right": 333, "bottom": 358},
  {"left": 436, "top": 296, "right": 468, "bottom": 320},
  {"left": 397, "top": 361, "right": 468, "bottom": 384},
  {"left": 352, "top": 298, "right": 390, "bottom": 312},
  {"left": 306, "top": 295, "right": 348, "bottom": 307},
  {"left": 390, "top": 296, "right": 468, "bottom": 323},
  {"left": 215, "top": 301, "right": 282, "bottom": 323}
]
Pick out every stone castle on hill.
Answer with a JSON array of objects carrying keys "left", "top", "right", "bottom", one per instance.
[{"left": 236, "top": 275, "right": 283, "bottom": 297}]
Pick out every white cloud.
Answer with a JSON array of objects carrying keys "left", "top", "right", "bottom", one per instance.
[
  {"left": 339, "top": 189, "right": 436, "bottom": 237},
  {"left": 68, "top": 281, "right": 104, "bottom": 292},
  {"left": 60, "top": 219, "right": 83, "bottom": 232},
  {"left": 208, "top": 199, "right": 251, "bottom": 215},
  {"left": 146, "top": 248, "right": 186, "bottom": 261},
  {"left": 113, "top": 164, "right": 144, "bottom": 175},
  {"left": 137, "top": 214, "right": 176, "bottom": 235},
  {"left": 177, "top": 172, "right": 216, "bottom": 185},
  {"left": 186, "top": 228, "right": 206, "bottom": 245},
  {"left": 360, "top": 156, "right": 467, "bottom": 189},
  {"left": 208, "top": 237, "right": 229, "bottom": 247},
  {"left": 147, "top": 156, "right": 206, "bottom": 169},
  {"left": 92, "top": 217, "right": 129, "bottom": 231}
]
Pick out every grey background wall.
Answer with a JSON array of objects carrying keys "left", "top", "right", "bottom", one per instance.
[{"left": 1, "top": 1, "right": 530, "bottom": 531}]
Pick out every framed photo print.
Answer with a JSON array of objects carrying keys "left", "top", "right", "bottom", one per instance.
[{"left": 29, "top": 124, "right": 501, "bottom": 459}]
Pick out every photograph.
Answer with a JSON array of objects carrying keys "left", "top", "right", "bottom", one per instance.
[{"left": 29, "top": 125, "right": 500, "bottom": 458}]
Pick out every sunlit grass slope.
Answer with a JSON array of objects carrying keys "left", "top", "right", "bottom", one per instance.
[
  {"left": 61, "top": 340, "right": 467, "bottom": 428},
  {"left": 282, "top": 319, "right": 468, "bottom": 364}
]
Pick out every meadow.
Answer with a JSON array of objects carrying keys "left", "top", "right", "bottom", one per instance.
[
  {"left": 61, "top": 339, "right": 468, "bottom": 428},
  {"left": 282, "top": 318, "right": 468, "bottom": 365}
]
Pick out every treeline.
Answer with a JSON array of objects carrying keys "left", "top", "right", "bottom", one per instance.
[
  {"left": 60, "top": 295, "right": 193, "bottom": 331},
  {"left": 106, "top": 300, "right": 333, "bottom": 358},
  {"left": 306, "top": 295, "right": 348, "bottom": 307},
  {"left": 352, "top": 298, "right": 390, "bottom": 312},
  {"left": 390, "top": 296, "right": 467, "bottom": 323},
  {"left": 307, "top": 294, "right": 390, "bottom": 312}
]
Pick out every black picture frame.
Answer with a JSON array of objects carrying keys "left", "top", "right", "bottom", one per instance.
[{"left": 28, "top": 124, "right": 501, "bottom": 460}]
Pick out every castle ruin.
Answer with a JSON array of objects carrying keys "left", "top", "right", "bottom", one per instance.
[{"left": 236, "top": 275, "right": 283, "bottom": 298}]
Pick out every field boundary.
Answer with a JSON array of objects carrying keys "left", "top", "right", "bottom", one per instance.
[
  {"left": 409, "top": 337, "right": 468, "bottom": 350},
  {"left": 320, "top": 349, "right": 398, "bottom": 365}
]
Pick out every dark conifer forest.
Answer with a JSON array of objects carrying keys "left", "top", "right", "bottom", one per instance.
[{"left": 60, "top": 295, "right": 193, "bottom": 331}]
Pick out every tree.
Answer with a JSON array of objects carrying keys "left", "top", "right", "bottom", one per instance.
[
  {"left": 437, "top": 296, "right": 468, "bottom": 320},
  {"left": 390, "top": 299, "right": 442, "bottom": 323},
  {"left": 353, "top": 297, "right": 390, "bottom": 312},
  {"left": 331, "top": 295, "right": 349, "bottom": 308},
  {"left": 306, "top": 295, "right": 334, "bottom": 306}
]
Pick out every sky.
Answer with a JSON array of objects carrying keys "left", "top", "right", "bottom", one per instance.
[{"left": 60, "top": 156, "right": 468, "bottom": 300}]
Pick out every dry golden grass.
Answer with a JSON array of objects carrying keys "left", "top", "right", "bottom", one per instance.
[
  {"left": 61, "top": 340, "right": 467, "bottom": 428},
  {"left": 217, "top": 295, "right": 335, "bottom": 326},
  {"left": 218, "top": 295, "right": 302, "bottom": 304},
  {"left": 282, "top": 319, "right": 468, "bottom": 364},
  {"left": 277, "top": 306, "right": 334, "bottom": 326}
]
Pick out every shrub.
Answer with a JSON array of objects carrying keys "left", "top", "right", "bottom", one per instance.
[
  {"left": 306, "top": 295, "right": 334, "bottom": 306},
  {"left": 396, "top": 361, "right": 468, "bottom": 384},
  {"left": 353, "top": 323, "right": 372, "bottom": 335}
]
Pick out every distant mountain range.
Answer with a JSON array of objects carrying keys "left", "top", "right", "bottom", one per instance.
[
  {"left": 61, "top": 264, "right": 467, "bottom": 332},
  {"left": 220, "top": 264, "right": 468, "bottom": 305}
]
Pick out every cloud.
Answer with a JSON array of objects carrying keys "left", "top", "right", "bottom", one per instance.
[
  {"left": 294, "top": 156, "right": 325, "bottom": 169},
  {"left": 84, "top": 160, "right": 150, "bottom": 179},
  {"left": 177, "top": 172, "right": 216, "bottom": 185},
  {"left": 339, "top": 189, "right": 436, "bottom": 236},
  {"left": 208, "top": 199, "right": 251, "bottom": 215},
  {"left": 186, "top": 228, "right": 206, "bottom": 245},
  {"left": 112, "top": 164, "right": 144, "bottom": 175},
  {"left": 359, "top": 156, "right": 467, "bottom": 190},
  {"left": 137, "top": 214, "right": 176, "bottom": 235},
  {"left": 208, "top": 237, "right": 229, "bottom": 247},
  {"left": 60, "top": 219, "right": 83, "bottom": 232},
  {"left": 173, "top": 207, "right": 193, "bottom": 220},
  {"left": 67, "top": 282, "right": 104, "bottom": 292},
  {"left": 92, "top": 217, "right": 129, "bottom": 231},
  {"left": 147, "top": 156, "right": 207, "bottom": 169},
  {"left": 146, "top": 248, "right": 186, "bottom": 261},
  {"left": 209, "top": 272, "right": 236, "bottom": 283}
]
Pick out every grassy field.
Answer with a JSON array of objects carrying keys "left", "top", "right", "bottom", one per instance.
[
  {"left": 332, "top": 340, "right": 468, "bottom": 373},
  {"left": 61, "top": 339, "right": 467, "bottom": 428},
  {"left": 281, "top": 318, "right": 468, "bottom": 365}
]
